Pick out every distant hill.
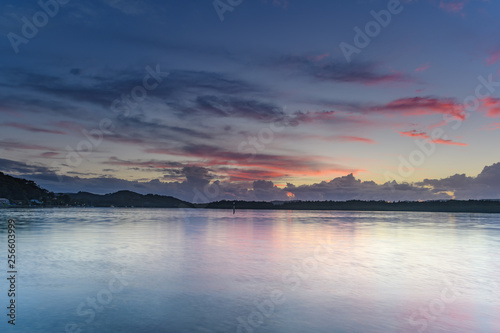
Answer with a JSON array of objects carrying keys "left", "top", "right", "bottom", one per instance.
[
  {"left": 0, "top": 172, "right": 192, "bottom": 207},
  {"left": 66, "top": 190, "right": 194, "bottom": 208},
  {"left": 0, "top": 172, "right": 67, "bottom": 204}
]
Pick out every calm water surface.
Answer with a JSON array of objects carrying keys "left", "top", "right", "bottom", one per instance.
[{"left": 0, "top": 208, "right": 499, "bottom": 332}]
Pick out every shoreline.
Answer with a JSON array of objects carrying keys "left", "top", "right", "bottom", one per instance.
[{"left": 2, "top": 203, "right": 500, "bottom": 214}]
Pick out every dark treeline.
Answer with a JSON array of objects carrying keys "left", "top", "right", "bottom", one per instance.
[{"left": 206, "top": 199, "right": 500, "bottom": 213}]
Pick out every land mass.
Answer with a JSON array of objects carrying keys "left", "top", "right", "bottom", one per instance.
[
  {"left": 203, "top": 199, "right": 500, "bottom": 213},
  {"left": 1, "top": 172, "right": 500, "bottom": 213},
  {"left": 67, "top": 190, "right": 194, "bottom": 208},
  {"left": 0, "top": 172, "right": 192, "bottom": 208}
]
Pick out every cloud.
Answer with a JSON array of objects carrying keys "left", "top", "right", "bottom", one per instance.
[
  {"left": 272, "top": 55, "right": 412, "bottom": 85},
  {"left": 480, "top": 97, "right": 500, "bottom": 117},
  {"left": 308, "top": 53, "right": 330, "bottom": 62},
  {"left": 40, "top": 152, "right": 60, "bottom": 158},
  {"left": 439, "top": 0, "right": 467, "bottom": 13},
  {"left": 415, "top": 63, "right": 430, "bottom": 72},
  {"left": 253, "top": 180, "right": 289, "bottom": 201},
  {"left": 483, "top": 122, "right": 500, "bottom": 131},
  {"left": 419, "top": 162, "right": 500, "bottom": 199},
  {"left": 302, "top": 134, "right": 376, "bottom": 144},
  {"left": 112, "top": 115, "right": 214, "bottom": 141},
  {"left": 0, "top": 158, "right": 56, "bottom": 175},
  {"left": 167, "top": 70, "right": 263, "bottom": 96},
  {"left": 4, "top": 158, "right": 500, "bottom": 202},
  {"left": 0, "top": 140, "right": 58, "bottom": 152},
  {"left": 399, "top": 130, "right": 467, "bottom": 146},
  {"left": 104, "top": 150, "right": 357, "bottom": 185},
  {"left": 291, "top": 110, "right": 337, "bottom": 123},
  {"left": 146, "top": 142, "right": 362, "bottom": 180},
  {"left": 431, "top": 138, "right": 467, "bottom": 146},
  {"left": 25, "top": 171, "right": 445, "bottom": 202},
  {"left": 283, "top": 173, "right": 451, "bottom": 201},
  {"left": 372, "top": 96, "right": 466, "bottom": 120},
  {"left": 0, "top": 67, "right": 263, "bottom": 118},
  {"left": 189, "top": 95, "right": 286, "bottom": 121},
  {"left": 0, "top": 123, "right": 66, "bottom": 135},
  {"left": 329, "top": 136, "right": 375, "bottom": 144},
  {"left": 399, "top": 130, "right": 429, "bottom": 139},
  {"left": 486, "top": 50, "right": 500, "bottom": 66},
  {"left": 290, "top": 96, "right": 468, "bottom": 123},
  {"left": 218, "top": 168, "right": 288, "bottom": 182}
]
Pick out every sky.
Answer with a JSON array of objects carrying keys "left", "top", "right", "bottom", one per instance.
[{"left": 1, "top": 0, "right": 500, "bottom": 202}]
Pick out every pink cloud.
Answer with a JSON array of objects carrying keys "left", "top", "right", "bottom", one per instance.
[
  {"left": 415, "top": 63, "right": 430, "bottom": 72},
  {"left": 480, "top": 97, "right": 500, "bottom": 117},
  {"left": 483, "top": 122, "right": 500, "bottom": 130},
  {"left": 336, "top": 136, "right": 375, "bottom": 144},
  {"left": 486, "top": 51, "right": 500, "bottom": 66},
  {"left": 304, "top": 134, "right": 375, "bottom": 144},
  {"left": 399, "top": 130, "right": 429, "bottom": 139},
  {"left": 141, "top": 143, "right": 360, "bottom": 182},
  {"left": 439, "top": 0, "right": 466, "bottom": 13},
  {"left": 308, "top": 53, "right": 330, "bottom": 62},
  {"left": 375, "top": 96, "right": 466, "bottom": 120},
  {"left": 432, "top": 138, "right": 467, "bottom": 146},
  {"left": 315, "top": 53, "right": 329, "bottom": 61},
  {"left": 399, "top": 130, "right": 467, "bottom": 146},
  {"left": 221, "top": 168, "right": 287, "bottom": 182},
  {"left": 40, "top": 152, "right": 60, "bottom": 158},
  {"left": 361, "top": 72, "right": 409, "bottom": 86}
]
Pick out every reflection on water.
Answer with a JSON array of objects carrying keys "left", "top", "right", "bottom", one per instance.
[{"left": 0, "top": 208, "right": 499, "bottom": 332}]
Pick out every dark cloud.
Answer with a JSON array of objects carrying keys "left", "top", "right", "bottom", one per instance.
[
  {"left": 0, "top": 67, "right": 147, "bottom": 110},
  {"left": 163, "top": 70, "right": 262, "bottom": 96},
  {"left": 272, "top": 56, "right": 412, "bottom": 85},
  {"left": 283, "top": 174, "right": 449, "bottom": 202},
  {"left": 370, "top": 96, "right": 466, "bottom": 120},
  {"left": 105, "top": 156, "right": 185, "bottom": 171},
  {"left": 189, "top": 95, "right": 286, "bottom": 121},
  {"left": 253, "top": 180, "right": 289, "bottom": 201},
  {"left": 1, "top": 123, "right": 66, "bottom": 135},
  {"left": 419, "top": 162, "right": 500, "bottom": 199},
  {"left": 112, "top": 115, "right": 214, "bottom": 141},
  {"left": 0, "top": 67, "right": 276, "bottom": 128},
  {"left": 0, "top": 140, "right": 59, "bottom": 152},
  {"left": 0, "top": 158, "right": 56, "bottom": 175}
]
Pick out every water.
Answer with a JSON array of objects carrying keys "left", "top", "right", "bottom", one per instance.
[{"left": 0, "top": 208, "right": 499, "bottom": 333}]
